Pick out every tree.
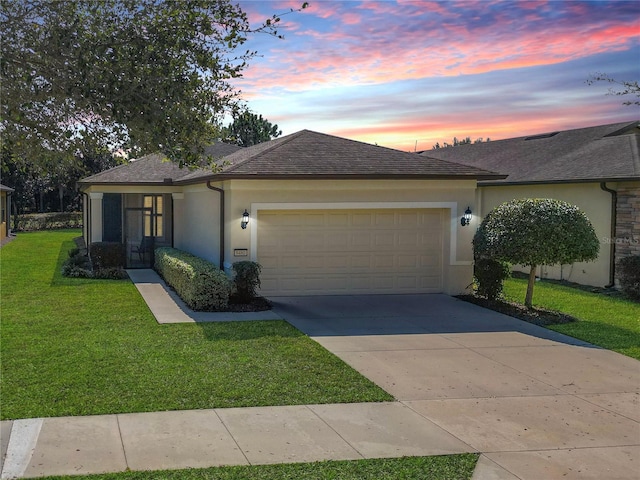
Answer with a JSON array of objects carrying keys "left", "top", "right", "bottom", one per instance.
[
  {"left": 221, "top": 110, "right": 282, "bottom": 147},
  {"left": 432, "top": 136, "right": 490, "bottom": 149},
  {"left": 1, "top": 0, "right": 307, "bottom": 167},
  {"left": 586, "top": 73, "right": 640, "bottom": 106},
  {"left": 473, "top": 198, "right": 599, "bottom": 307}
]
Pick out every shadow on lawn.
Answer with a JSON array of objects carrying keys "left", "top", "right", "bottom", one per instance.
[{"left": 195, "top": 319, "right": 305, "bottom": 342}]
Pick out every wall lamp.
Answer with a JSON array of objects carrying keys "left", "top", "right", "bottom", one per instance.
[
  {"left": 460, "top": 206, "right": 472, "bottom": 226},
  {"left": 241, "top": 209, "right": 250, "bottom": 229}
]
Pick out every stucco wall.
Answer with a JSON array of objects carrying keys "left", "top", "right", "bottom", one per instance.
[
  {"left": 220, "top": 179, "right": 478, "bottom": 295},
  {"left": 173, "top": 187, "right": 221, "bottom": 266},
  {"left": 478, "top": 183, "right": 614, "bottom": 287}
]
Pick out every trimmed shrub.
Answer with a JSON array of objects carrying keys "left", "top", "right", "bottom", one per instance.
[
  {"left": 62, "top": 265, "right": 93, "bottom": 278},
  {"left": 90, "top": 242, "right": 126, "bottom": 270},
  {"left": 15, "top": 212, "right": 82, "bottom": 231},
  {"left": 474, "top": 258, "right": 511, "bottom": 300},
  {"left": 232, "top": 261, "right": 262, "bottom": 303},
  {"left": 61, "top": 248, "right": 92, "bottom": 278},
  {"left": 617, "top": 255, "right": 640, "bottom": 301},
  {"left": 155, "top": 247, "right": 231, "bottom": 311},
  {"left": 93, "top": 267, "right": 129, "bottom": 280}
]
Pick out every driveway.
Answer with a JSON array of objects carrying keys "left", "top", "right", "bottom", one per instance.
[{"left": 271, "top": 294, "right": 640, "bottom": 480}]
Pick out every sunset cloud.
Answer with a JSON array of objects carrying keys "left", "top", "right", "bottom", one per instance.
[{"left": 234, "top": 1, "right": 639, "bottom": 149}]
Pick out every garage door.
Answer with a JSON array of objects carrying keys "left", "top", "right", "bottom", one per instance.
[{"left": 257, "top": 209, "right": 443, "bottom": 295}]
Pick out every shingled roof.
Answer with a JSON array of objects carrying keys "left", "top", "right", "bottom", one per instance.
[
  {"left": 424, "top": 121, "right": 640, "bottom": 185},
  {"left": 78, "top": 143, "right": 243, "bottom": 185},
  {"left": 80, "top": 130, "right": 504, "bottom": 186},
  {"left": 179, "top": 130, "right": 503, "bottom": 183}
]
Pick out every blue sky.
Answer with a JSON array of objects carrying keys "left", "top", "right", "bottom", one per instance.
[{"left": 233, "top": 0, "right": 639, "bottom": 151}]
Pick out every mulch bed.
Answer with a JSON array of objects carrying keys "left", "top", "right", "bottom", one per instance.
[
  {"left": 456, "top": 294, "right": 577, "bottom": 326},
  {"left": 226, "top": 296, "right": 273, "bottom": 312}
]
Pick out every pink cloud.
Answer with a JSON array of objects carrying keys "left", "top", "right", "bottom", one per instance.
[{"left": 236, "top": 11, "right": 639, "bottom": 94}]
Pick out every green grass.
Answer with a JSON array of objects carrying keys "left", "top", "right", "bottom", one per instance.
[
  {"left": 0, "top": 230, "right": 392, "bottom": 420},
  {"left": 37, "top": 455, "right": 480, "bottom": 480},
  {"left": 503, "top": 277, "right": 640, "bottom": 359}
]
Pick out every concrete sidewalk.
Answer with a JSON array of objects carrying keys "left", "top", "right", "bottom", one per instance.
[{"left": 1, "top": 402, "right": 475, "bottom": 478}]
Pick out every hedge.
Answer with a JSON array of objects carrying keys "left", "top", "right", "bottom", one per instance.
[
  {"left": 15, "top": 212, "right": 82, "bottom": 231},
  {"left": 155, "top": 247, "right": 231, "bottom": 311}
]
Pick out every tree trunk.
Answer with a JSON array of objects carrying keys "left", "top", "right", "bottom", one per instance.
[{"left": 525, "top": 265, "right": 537, "bottom": 308}]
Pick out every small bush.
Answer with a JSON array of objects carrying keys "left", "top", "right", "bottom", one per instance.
[
  {"left": 15, "top": 212, "right": 82, "bottom": 231},
  {"left": 617, "top": 255, "right": 640, "bottom": 301},
  {"left": 90, "top": 242, "right": 126, "bottom": 270},
  {"left": 474, "top": 258, "right": 511, "bottom": 300},
  {"left": 61, "top": 247, "right": 92, "bottom": 277},
  {"left": 62, "top": 265, "right": 93, "bottom": 278},
  {"left": 93, "top": 267, "right": 129, "bottom": 280},
  {"left": 155, "top": 247, "right": 231, "bottom": 311},
  {"left": 232, "top": 261, "right": 262, "bottom": 303}
]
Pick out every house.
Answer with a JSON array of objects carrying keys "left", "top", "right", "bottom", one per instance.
[
  {"left": 1, "top": 184, "right": 13, "bottom": 241},
  {"left": 425, "top": 121, "right": 640, "bottom": 288},
  {"left": 79, "top": 130, "right": 504, "bottom": 296}
]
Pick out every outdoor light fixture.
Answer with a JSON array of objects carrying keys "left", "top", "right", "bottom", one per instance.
[
  {"left": 241, "top": 209, "right": 250, "bottom": 229},
  {"left": 460, "top": 206, "right": 472, "bottom": 226}
]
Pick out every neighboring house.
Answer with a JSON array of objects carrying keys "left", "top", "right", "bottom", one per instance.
[
  {"left": 1, "top": 184, "right": 14, "bottom": 241},
  {"left": 79, "top": 130, "right": 504, "bottom": 296},
  {"left": 425, "top": 121, "right": 640, "bottom": 288}
]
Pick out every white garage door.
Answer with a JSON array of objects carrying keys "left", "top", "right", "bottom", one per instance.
[{"left": 257, "top": 209, "right": 443, "bottom": 295}]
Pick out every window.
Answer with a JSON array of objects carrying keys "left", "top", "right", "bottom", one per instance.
[{"left": 143, "top": 195, "right": 163, "bottom": 237}]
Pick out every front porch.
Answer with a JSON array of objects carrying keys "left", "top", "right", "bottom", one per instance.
[{"left": 88, "top": 192, "right": 174, "bottom": 268}]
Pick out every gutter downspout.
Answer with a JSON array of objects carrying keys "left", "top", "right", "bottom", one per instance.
[
  {"left": 206, "top": 181, "right": 225, "bottom": 270},
  {"left": 600, "top": 182, "right": 617, "bottom": 288}
]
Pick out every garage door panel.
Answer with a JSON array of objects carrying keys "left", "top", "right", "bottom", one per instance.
[
  {"left": 374, "top": 232, "right": 395, "bottom": 247},
  {"left": 352, "top": 213, "right": 374, "bottom": 226},
  {"left": 352, "top": 232, "right": 372, "bottom": 247},
  {"left": 328, "top": 213, "right": 349, "bottom": 226},
  {"left": 398, "top": 212, "right": 420, "bottom": 226},
  {"left": 375, "top": 212, "right": 396, "bottom": 226},
  {"left": 257, "top": 209, "right": 443, "bottom": 295},
  {"left": 351, "top": 255, "right": 372, "bottom": 268}
]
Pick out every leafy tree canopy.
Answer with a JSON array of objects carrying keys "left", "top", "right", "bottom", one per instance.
[
  {"left": 1, "top": 0, "right": 307, "bottom": 167},
  {"left": 221, "top": 110, "right": 282, "bottom": 147},
  {"left": 473, "top": 198, "right": 599, "bottom": 306}
]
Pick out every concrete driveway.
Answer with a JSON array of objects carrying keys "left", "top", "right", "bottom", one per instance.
[{"left": 271, "top": 294, "right": 640, "bottom": 480}]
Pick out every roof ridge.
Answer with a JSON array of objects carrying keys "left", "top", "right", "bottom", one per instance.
[{"left": 222, "top": 130, "right": 308, "bottom": 173}]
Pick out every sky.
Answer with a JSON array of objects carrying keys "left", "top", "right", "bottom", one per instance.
[{"left": 231, "top": 0, "right": 640, "bottom": 152}]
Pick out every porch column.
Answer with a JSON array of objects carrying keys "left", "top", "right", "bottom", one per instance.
[
  {"left": 171, "top": 192, "right": 184, "bottom": 248},
  {"left": 89, "top": 192, "right": 103, "bottom": 243}
]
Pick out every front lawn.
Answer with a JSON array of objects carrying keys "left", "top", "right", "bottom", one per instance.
[
  {"left": 503, "top": 277, "right": 640, "bottom": 359},
  {"left": 37, "top": 455, "right": 479, "bottom": 480},
  {"left": 0, "top": 230, "right": 392, "bottom": 420}
]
